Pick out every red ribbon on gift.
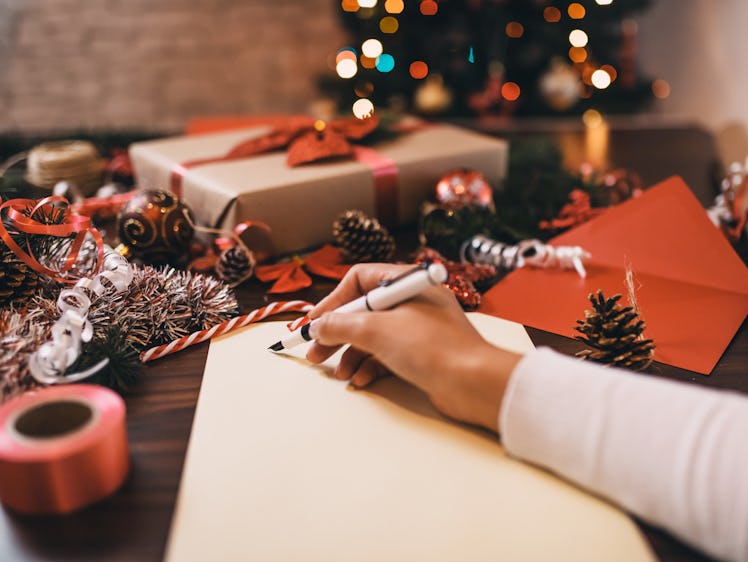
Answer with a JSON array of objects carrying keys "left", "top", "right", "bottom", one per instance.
[
  {"left": 170, "top": 114, "right": 401, "bottom": 228},
  {"left": 0, "top": 197, "right": 104, "bottom": 283},
  {"left": 255, "top": 244, "right": 351, "bottom": 294},
  {"left": 69, "top": 190, "right": 136, "bottom": 219}
]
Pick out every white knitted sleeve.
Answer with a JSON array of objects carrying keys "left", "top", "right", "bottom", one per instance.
[{"left": 499, "top": 347, "right": 748, "bottom": 562}]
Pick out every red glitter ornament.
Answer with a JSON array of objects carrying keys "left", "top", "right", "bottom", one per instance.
[
  {"left": 414, "top": 247, "right": 496, "bottom": 310},
  {"left": 435, "top": 169, "right": 494, "bottom": 210}
]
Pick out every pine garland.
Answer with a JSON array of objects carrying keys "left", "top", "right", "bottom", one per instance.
[
  {"left": 0, "top": 265, "right": 240, "bottom": 403},
  {"left": 0, "top": 308, "right": 51, "bottom": 402}
]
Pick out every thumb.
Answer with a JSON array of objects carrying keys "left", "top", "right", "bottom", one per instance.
[{"left": 308, "top": 311, "right": 382, "bottom": 355}]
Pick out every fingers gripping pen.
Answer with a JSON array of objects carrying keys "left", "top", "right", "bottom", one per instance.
[{"left": 268, "top": 262, "right": 448, "bottom": 351}]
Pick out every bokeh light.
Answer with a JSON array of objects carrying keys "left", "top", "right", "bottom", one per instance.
[
  {"left": 420, "top": 0, "right": 438, "bottom": 16},
  {"left": 361, "top": 38, "right": 383, "bottom": 58},
  {"left": 352, "top": 98, "right": 375, "bottom": 118},
  {"left": 341, "top": 0, "right": 359, "bottom": 12},
  {"left": 376, "top": 53, "right": 395, "bottom": 72},
  {"left": 568, "top": 3, "right": 586, "bottom": 19},
  {"left": 569, "top": 47, "right": 587, "bottom": 63},
  {"left": 595, "top": 0, "right": 614, "bottom": 5},
  {"left": 652, "top": 78, "right": 671, "bottom": 99},
  {"left": 336, "top": 58, "right": 358, "bottom": 79},
  {"left": 569, "top": 29, "right": 589, "bottom": 47},
  {"left": 360, "top": 55, "right": 377, "bottom": 69},
  {"left": 543, "top": 6, "right": 561, "bottom": 22},
  {"left": 582, "top": 109, "right": 603, "bottom": 128},
  {"left": 505, "top": 22, "right": 524, "bottom": 38},
  {"left": 501, "top": 82, "right": 520, "bottom": 101},
  {"left": 354, "top": 81, "right": 374, "bottom": 97},
  {"left": 591, "top": 69, "right": 611, "bottom": 89},
  {"left": 380, "top": 16, "right": 399, "bottom": 33},
  {"left": 409, "top": 61, "right": 429, "bottom": 79},
  {"left": 384, "top": 0, "right": 404, "bottom": 13},
  {"left": 600, "top": 64, "right": 617, "bottom": 82},
  {"left": 358, "top": 0, "right": 377, "bottom": 7},
  {"left": 581, "top": 65, "right": 595, "bottom": 85},
  {"left": 336, "top": 48, "right": 357, "bottom": 65}
]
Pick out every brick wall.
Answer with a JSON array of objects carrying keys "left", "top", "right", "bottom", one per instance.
[{"left": 0, "top": 0, "right": 346, "bottom": 134}]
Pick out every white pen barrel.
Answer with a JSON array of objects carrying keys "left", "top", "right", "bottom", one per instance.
[{"left": 366, "top": 263, "right": 447, "bottom": 310}]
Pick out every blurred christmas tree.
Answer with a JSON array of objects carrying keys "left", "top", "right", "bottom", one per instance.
[{"left": 321, "top": 0, "right": 655, "bottom": 118}]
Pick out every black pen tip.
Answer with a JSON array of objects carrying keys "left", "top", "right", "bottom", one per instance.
[{"left": 268, "top": 341, "right": 284, "bottom": 352}]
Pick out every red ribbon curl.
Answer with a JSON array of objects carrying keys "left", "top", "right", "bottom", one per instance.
[{"left": 0, "top": 197, "right": 104, "bottom": 283}]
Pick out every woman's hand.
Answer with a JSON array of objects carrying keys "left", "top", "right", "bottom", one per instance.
[{"left": 305, "top": 264, "right": 522, "bottom": 432}]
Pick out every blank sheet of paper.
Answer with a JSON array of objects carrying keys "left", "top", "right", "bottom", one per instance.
[{"left": 166, "top": 312, "right": 653, "bottom": 562}]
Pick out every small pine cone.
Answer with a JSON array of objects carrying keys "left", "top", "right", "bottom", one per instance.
[
  {"left": 332, "top": 209, "right": 396, "bottom": 263},
  {"left": 574, "top": 290, "right": 655, "bottom": 371},
  {"left": 215, "top": 245, "right": 255, "bottom": 287},
  {"left": 0, "top": 248, "right": 41, "bottom": 307}
]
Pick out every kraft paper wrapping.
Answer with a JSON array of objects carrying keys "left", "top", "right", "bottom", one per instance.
[
  {"left": 166, "top": 313, "right": 653, "bottom": 562},
  {"left": 129, "top": 124, "right": 507, "bottom": 255}
]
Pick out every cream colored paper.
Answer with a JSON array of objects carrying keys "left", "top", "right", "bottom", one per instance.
[
  {"left": 129, "top": 125, "right": 508, "bottom": 255},
  {"left": 166, "top": 313, "right": 654, "bottom": 562}
]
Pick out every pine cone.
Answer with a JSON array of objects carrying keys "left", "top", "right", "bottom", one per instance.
[
  {"left": 574, "top": 290, "right": 655, "bottom": 371},
  {"left": 0, "top": 245, "right": 41, "bottom": 307},
  {"left": 215, "top": 245, "right": 255, "bottom": 287},
  {"left": 332, "top": 209, "right": 396, "bottom": 263}
]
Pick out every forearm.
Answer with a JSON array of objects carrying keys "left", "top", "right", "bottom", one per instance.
[{"left": 499, "top": 348, "right": 748, "bottom": 562}]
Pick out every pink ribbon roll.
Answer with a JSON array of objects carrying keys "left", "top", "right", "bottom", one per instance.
[{"left": 0, "top": 385, "right": 129, "bottom": 515}]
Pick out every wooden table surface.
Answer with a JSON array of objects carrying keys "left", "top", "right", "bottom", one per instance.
[{"left": 1, "top": 124, "right": 745, "bottom": 561}]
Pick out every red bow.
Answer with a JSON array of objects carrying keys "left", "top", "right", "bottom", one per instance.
[
  {"left": 229, "top": 114, "right": 379, "bottom": 167},
  {"left": 177, "top": 114, "right": 379, "bottom": 173},
  {"left": 255, "top": 244, "right": 351, "bottom": 294}
]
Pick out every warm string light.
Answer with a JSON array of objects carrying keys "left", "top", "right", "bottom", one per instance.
[
  {"left": 591, "top": 69, "right": 611, "bottom": 89},
  {"left": 652, "top": 78, "right": 671, "bottom": 99},
  {"left": 362, "top": 38, "right": 383, "bottom": 58},
  {"left": 543, "top": 6, "right": 561, "bottom": 22},
  {"left": 409, "top": 61, "right": 428, "bottom": 79},
  {"left": 352, "top": 98, "right": 375, "bottom": 118},
  {"left": 569, "top": 29, "right": 589, "bottom": 48},
  {"left": 569, "top": 47, "right": 587, "bottom": 63},
  {"left": 505, "top": 21, "right": 524, "bottom": 38},
  {"left": 384, "top": 0, "right": 403, "bottom": 13},
  {"left": 420, "top": 0, "right": 438, "bottom": 16},
  {"left": 379, "top": 16, "right": 398, "bottom": 33},
  {"left": 336, "top": 56, "right": 357, "bottom": 79},
  {"left": 501, "top": 82, "right": 520, "bottom": 101},
  {"left": 341, "top": 0, "right": 358, "bottom": 12},
  {"left": 568, "top": 3, "right": 586, "bottom": 19},
  {"left": 336, "top": 0, "right": 634, "bottom": 120}
]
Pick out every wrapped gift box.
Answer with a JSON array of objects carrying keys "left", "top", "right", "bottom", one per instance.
[{"left": 129, "top": 123, "right": 507, "bottom": 255}]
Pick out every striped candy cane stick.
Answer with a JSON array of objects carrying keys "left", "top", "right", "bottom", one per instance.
[{"left": 140, "top": 300, "right": 314, "bottom": 363}]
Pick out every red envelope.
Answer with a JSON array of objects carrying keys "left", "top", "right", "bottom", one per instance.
[{"left": 479, "top": 176, "right": 748, "bottom": 374}]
